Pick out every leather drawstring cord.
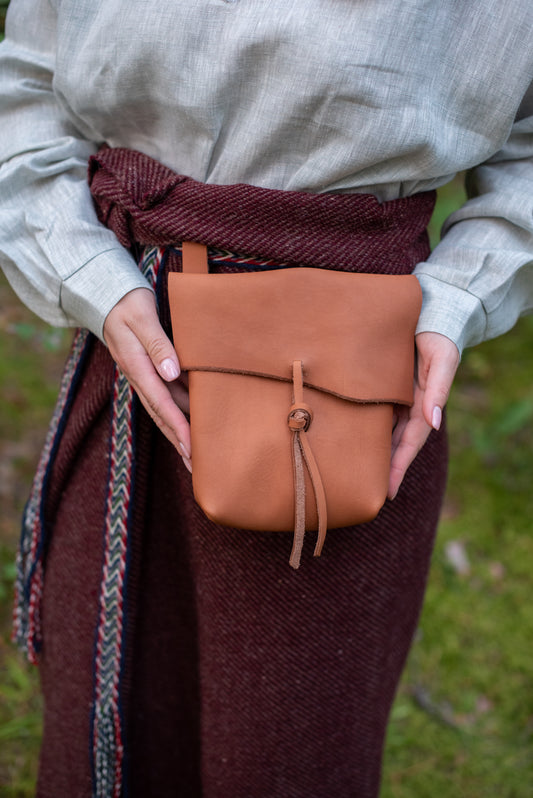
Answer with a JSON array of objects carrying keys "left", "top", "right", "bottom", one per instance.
[{"left": 287, "top": 361, "right": 328, "bottom": 569}]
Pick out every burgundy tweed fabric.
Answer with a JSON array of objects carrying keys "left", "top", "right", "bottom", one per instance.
[
  {"left": 88, "top": 147, "right": 435, "bottom": 275},
  {"left": 36, "top": 149, "right": 447, "bottom": 798}
]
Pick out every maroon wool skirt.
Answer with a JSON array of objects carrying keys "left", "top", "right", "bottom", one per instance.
[{"left": 35, "top": 336, "right": 448, "bottom": 798}]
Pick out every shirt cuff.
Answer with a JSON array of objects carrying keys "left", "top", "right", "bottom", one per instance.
[
  {"left": 60, "top": 247, "right": 153, "bottom": 340},
  {"left": 414, "top": 272, "right": 487, "bottom": 356}
]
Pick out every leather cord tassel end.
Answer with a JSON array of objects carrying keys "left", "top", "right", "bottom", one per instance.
[{"left": 287, "top": 361, "right": 327, "bottom": 569}]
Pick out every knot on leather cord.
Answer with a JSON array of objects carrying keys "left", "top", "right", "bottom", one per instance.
[
  {"left": 288, "top": 405, "right": 313, "bottom": 432},
  {"left": 288, "top": 361, "right": 328, "bottom": 569}
]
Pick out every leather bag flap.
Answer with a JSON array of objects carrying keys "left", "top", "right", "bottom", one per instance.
[{"left": 168, "top": 268, "right": 421, "bottom": 405}]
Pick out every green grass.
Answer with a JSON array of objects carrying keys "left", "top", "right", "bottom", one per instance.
[
  {"left": 2, "top": 178, "right": 533, "bottom": 795},
  {"left": 0, "top": 621, "right": 42, "bottom": 797},
  {"left": 0, "top": 0, "right": 8, "bottom": 41},
  {"left": 380, "top": 176, "right": 533, "bottom": 795},
  {"left": 381, "top": 192, "right": 533, "bottom": 794},
  {"left": 0, "top": 278, "right": 69, "bottom": 794}
]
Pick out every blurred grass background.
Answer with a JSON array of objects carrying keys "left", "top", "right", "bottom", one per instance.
[{"left": 1, "top": 2, "right": 533, "bottom": 793}]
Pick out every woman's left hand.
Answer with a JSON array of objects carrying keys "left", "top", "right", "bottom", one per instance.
[{"left": 388, "top": 331, "right": 460, "bottom": 499}]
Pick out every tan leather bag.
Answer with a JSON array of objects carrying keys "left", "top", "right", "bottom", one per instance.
[{"left": 168, "top": 242, "right": 421, "bottom": 568}]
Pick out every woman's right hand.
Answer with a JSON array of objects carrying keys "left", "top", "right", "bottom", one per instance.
[{"left": 103, "top": 287, "right": 192, "bottom": 472}]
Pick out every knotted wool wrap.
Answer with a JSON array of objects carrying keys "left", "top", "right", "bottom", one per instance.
[{"left": 14, "top": 147, "right": 438, "bottom": 798}]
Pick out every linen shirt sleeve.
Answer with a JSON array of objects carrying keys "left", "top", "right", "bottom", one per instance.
[
  {"left": 0, "top": 0, "right": 151, "bottom": 340},
  {"left": 415, "top": 87, "right": 533, "bottom": 355}
]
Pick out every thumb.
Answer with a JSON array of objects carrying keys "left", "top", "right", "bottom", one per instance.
[
  {"left": 154, "top": 350, "right": 181, "bottom": 383},
  {"left": 121, "top": 289, "right": 181, "bottom": 383},
  {"left": 416, "top": 332, "right": 460, "bottom": 430}
]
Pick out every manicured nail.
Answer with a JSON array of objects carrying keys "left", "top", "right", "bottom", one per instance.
[
  {"left": 432, "top": 406, "right": 442, "bottom": 431},
  {"left": 179, "top": 441, "right": 191, "bottom": 460},
  {"left": 182, "top": 456, "right": 193, "bottom": 474},
  {"left": 160, "top": 358, "right": 179, "bottom": 381}
]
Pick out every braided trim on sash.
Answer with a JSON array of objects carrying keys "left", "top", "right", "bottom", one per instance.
[
  {"left": 91, "top": 245, "right": 163, "bottom": 798},
  {"left": 13, "top": 327, "right": 91, "bottom": 663},
  {"left": 13, "top": 246, "right": 164, "bottom": 797}
]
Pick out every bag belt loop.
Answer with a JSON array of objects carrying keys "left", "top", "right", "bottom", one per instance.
[{"left": 182, "top": 241, "right": 209, "bottom": 273}]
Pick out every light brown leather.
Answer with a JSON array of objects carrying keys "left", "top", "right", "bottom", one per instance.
[
  {"left": 168, "top": 243, "right": 422, "bottom": 568},
  {"left": 181, "top": 240, "right": 209, "bottom": 273},
  {"left": 287, "top": 359, "right": 327, "bottom": 568}
]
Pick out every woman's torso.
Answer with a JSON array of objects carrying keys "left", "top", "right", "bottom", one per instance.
[{"left": 50, "top": 0, "right": 533, "bottom": 198}]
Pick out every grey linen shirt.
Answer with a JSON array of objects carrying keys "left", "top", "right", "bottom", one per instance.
[{"left": 1, "top": 0, "right": 533, "bottom": 352}]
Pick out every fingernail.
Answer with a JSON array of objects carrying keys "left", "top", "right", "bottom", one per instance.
[
  {"left": 179, "top": 441, "right": 191, "bottom": 460},
  {"left": 182, "top": 456, "right": 193, "bottom": 474},
  {"left": 432, "top": 406, "right": 442, "bottom": 431},
  {"left": 160, "top": 358, "right": 179, "bottom": 381}
]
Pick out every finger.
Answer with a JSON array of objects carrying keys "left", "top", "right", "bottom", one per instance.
[
  {"left": 388, "top": 366, "right": 448, "bottom": 500},
  {"left": 123, "top": 291, "right": 182, "bottom": 384},
  {"left": 388, "top": 409, "right": 431, "bottom": 499},
  {"left": 388, "top": 333, "right": 460, "bottom": 499},
  {"left": 105, "top": 329, "right": 191, "bottom": 461},
  {"left": 420, "top": 359, "right": 453, "bottom": 430},
  {"left": 391, "top": 404, "right": 409, "bottom": 453},
  {"left": 168, "top": 379, "right": 190, "bottom": 415},
  {"left": 129, "top": 353, "right": 192, "bottom": 456},
  {"left": 104, "top": 289, "right": 192, "bottom": 455},
  {"left": 128, "top": 321, "right": 192, "bottom": 457},
  {"left": 416, "top": 332, "right": 460, "bottom": 428}
]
